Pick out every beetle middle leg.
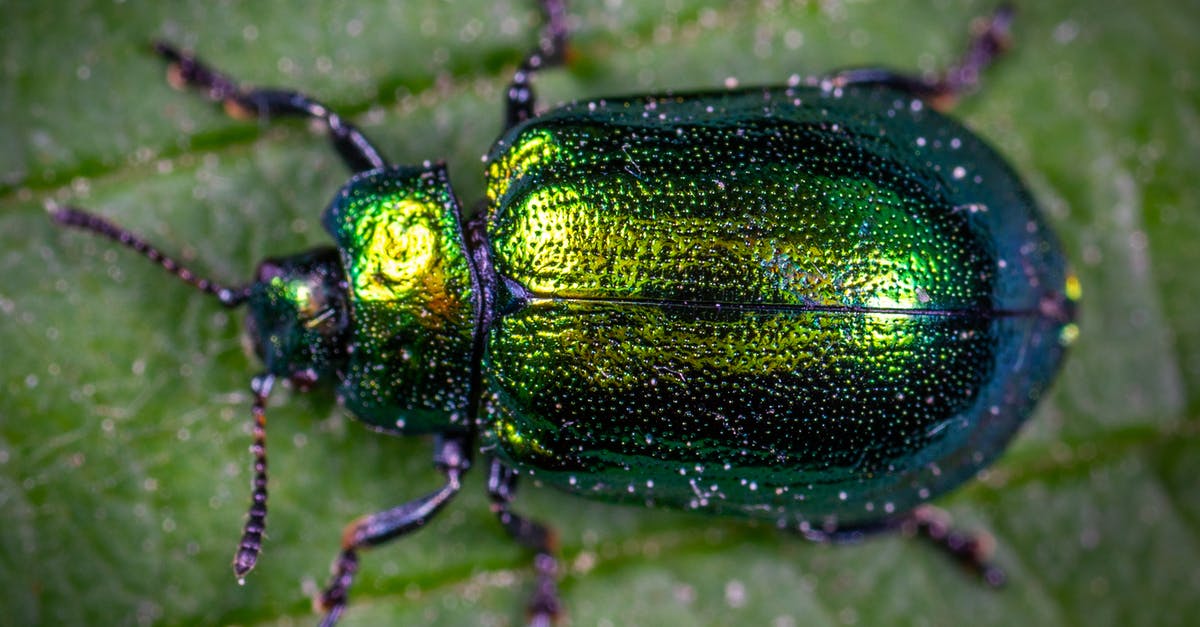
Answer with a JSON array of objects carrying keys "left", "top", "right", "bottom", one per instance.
[
  {"left": 505, "top": 0, "right": 570, "bottom": 129},
  {"left": 153, "top": 42, "right": 389, "bottom": 172},
  {"left": 316, "top": 435, "right": 470, "bottom": 626},
  {"left": 487, "top": 458, "right": 562, "bottom": 625},
  {"left": 821, "top": 3, "right": 1014, "bottom": 110}
]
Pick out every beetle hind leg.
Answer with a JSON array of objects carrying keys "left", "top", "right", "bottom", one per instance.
[
  {"left": 487, "top": 458, "right": 562, "bottom": 625},
  {"left": 898, "top": 505, "right": 1007, "bottom": 587},
  {"left": 152, "top": 41, "right": 388, "bottom": 172},
  {"left": 796, "top": 505, "right": 1006, "bottom": 587},
  {"left": 315, "top": 436, "right": 470, "bottom": 626},
  {"left": 821, "top": 3, "right": 1014, "bottom": 111}
]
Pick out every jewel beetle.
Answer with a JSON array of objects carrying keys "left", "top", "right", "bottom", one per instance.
[{"left": 52, "top": 1, "right": 1078, "bottom": 624}]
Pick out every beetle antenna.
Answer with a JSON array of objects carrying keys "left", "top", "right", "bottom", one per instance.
[
  {"left": 234, "top": 373, "right": 275, "bottom": 579},
  {"left": 49, "top": 204, "right": 252, "bottom": 306}
]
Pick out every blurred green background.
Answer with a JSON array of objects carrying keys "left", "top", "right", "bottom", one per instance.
[{"left": 1, "top": 0, "right": 1197, "bottom": 625}]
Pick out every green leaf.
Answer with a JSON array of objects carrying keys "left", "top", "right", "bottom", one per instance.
[{"left": 2, "top": 0, "right": 1197, "bottom": 625}]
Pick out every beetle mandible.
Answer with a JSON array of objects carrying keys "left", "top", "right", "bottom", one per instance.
[{"left": 53, "top": 1, "right": 1078, "bottom": 624}]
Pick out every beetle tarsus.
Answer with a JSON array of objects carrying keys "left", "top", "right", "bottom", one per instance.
[
  {"left": 151, "top": 40, "right": 389, "bottom": 172},
  {"left": 316, "top": 548, "right": 357, "bottom": 626},
  {"left": 527, "top": 551, "right": 563, "bottom": 625}
]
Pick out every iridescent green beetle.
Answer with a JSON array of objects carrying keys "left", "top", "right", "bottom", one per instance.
[{"left": 53, "top": 2, "right": 1078, "bottom": 624}]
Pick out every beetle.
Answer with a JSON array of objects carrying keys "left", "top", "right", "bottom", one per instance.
[{"left": 52, "top": 1, "right": 1077, "bottom": 624}]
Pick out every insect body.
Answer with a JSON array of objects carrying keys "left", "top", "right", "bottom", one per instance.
[
  {"left": 480, "top": 86, "right": 1076, "bottom": 527},
  {"left": 53, "top": 2, "right": 1076, "bottom": 624}
]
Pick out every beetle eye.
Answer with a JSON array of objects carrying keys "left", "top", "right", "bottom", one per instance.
[{"left": 256, "top": 260, "right": 285, "bottom": 282}]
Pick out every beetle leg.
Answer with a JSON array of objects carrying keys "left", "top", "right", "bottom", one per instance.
[
  {"left": 505, "top": 0, "right": 570, "bottom": 129},
  {"left": 797, "top": 506, "right": 1006, "bottom": 587},
  {"left": 898, "top": 505, "right": 1007, "bottom": 587},
  {"left": 487, "top": 458, "right": 562, "bottom": 625},
  {"left": 821, "top": 3, "right": 1014, "bottom": 110},
  {"left": 315, "top": 435, "right": 470, "bottom": 626},
  {"left": 152, "top": 42, "right": 389, "bottom": 172}
]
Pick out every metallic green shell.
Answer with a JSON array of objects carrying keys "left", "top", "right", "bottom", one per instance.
[
  {"left": 478, "top": 87, "right": 1076, "bottom": 526},
  {"left": 323, "top": 166, "right": 477, "bottom": 434}
]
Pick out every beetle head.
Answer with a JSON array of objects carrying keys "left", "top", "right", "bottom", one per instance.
[{"left": 246, "top": 247, "right": 350, "bottom": 390}]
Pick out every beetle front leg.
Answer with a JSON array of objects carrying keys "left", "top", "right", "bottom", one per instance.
[
  {"left": 487, "top": 458, "right": 562, "bottom": 625},
  {"left": 822, "top": 3, "right": 1014, "bottom": 110},
  {"left": 153, "top": 42, "right": 389, "bottom": 172},
  {"left": 505, "top": 0, "right": 570, "bottom": 129},
  {"left": 316, "top": 435, "right": 470, "bottom": 627}
]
